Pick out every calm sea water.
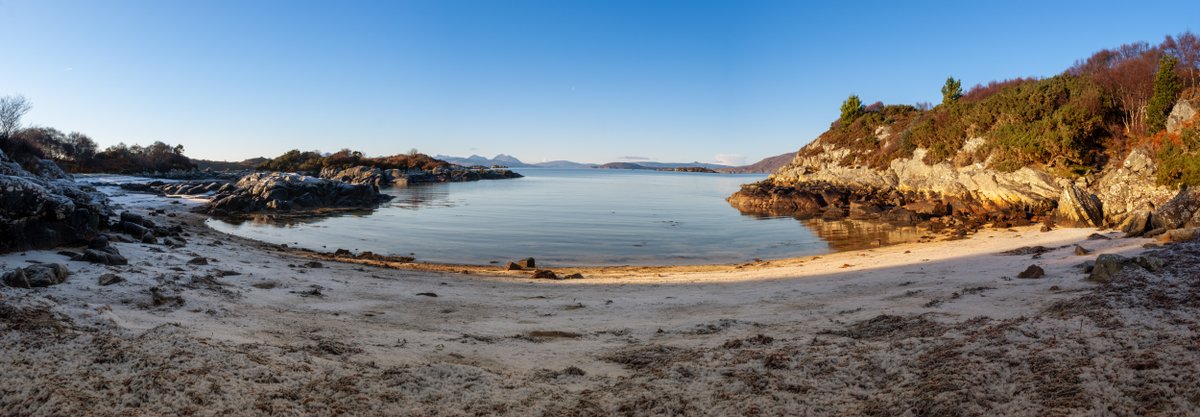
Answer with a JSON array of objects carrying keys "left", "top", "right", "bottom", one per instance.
[{"left": 205, "top": 169, "right": 919, "bottom": 266}]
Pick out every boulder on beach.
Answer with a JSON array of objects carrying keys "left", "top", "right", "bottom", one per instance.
[
  {"left": 517, "top": 258, "right": 536, "bottom": 269},
  {"left": 98, "top": 273, "right": 124, "bottom": 286},
  {"left": 2, "top": 263, "right": 70, "bottom": 288},
  {"left": 1017, "top": 265, "right": 1045, "bottom": 279},
  {"left": 1088, "top": 253, "right": 1166, "bottom": 284},
  {"left": 1152, "top": 187, "right": 1200, "bottom": 231},
  {"left": 1054, "top": 184, "right": 1104, "bottom": 228},
  {"left": 532, "top": 270, "right": 558, "bottom": 279}
]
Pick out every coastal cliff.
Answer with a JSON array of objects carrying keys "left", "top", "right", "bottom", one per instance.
[{"left": 730, "top": 95, "right": 1200, "bottom": 237}]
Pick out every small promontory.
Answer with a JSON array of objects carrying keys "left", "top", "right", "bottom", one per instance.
[{"left": 731, "top": 37, "right": 1200, "bottom": 240}]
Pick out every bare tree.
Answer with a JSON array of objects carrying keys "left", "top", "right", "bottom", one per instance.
[
  {"left": 0, "top": 95, "right": 33, "bottom": 139},
  {"left": 1068, "top": 42, "right": 1161, "bottom": 136},
  {"left": 1163, "top": 31, "right": 1200, "bottom": 90}
]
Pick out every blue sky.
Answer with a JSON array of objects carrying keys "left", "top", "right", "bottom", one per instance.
[{"left": 1, "top": 1, "right": 1197, "bottom": 165}]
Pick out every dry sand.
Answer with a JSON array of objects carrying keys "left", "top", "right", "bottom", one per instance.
[{"left": 1, "top": 192, "right": 1198, "bottom": 416}]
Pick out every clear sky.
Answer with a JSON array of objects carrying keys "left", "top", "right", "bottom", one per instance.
[{"left": 1, "top": 1, "right": 1197, "bottom": 165}]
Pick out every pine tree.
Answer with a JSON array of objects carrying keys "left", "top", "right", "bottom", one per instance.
[
  {"left": 840, "top": 95, "right": 863, "bottom": 124},
  {"left": 1146, "top": 55, "right": 1181, "bottom": 133},
  {"left": 941, "top": 77, "right": 962, "bottom": 105}
]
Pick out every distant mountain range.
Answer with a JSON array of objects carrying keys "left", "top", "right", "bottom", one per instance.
[
  {"left": 433, "top": 154, "right": 594, "bottom": 169},
  {"left": 715, "top": 151, "right": 795, "bottom": 174},
  {"left": 434, "top": 153, "right": 782, "bottom": 171}
]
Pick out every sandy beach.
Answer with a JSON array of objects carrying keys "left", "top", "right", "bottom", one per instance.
[{"left": 3, "top": 190, "right": 1197, "bottom": 416}]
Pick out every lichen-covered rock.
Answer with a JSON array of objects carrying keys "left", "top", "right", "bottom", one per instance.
[
  {"left": 0, "top": 149, "right": 109, "bottom": 253},
  {"left": 1119, "top": 202, "right": 1155, "bottom": 237},
  {"left": 1167, "top": 99, "right": 1196, "bottom": 134},
  {"left": 1152, "top": 187, "right": 1200, "bottom": 231},
  {"left": 208, "top": 172, "right": 393, "bottom": 215},
  {"left": 1095, "top": 149, "right": 1176, "bottom": 227},
  {"left": 1088, "top": 253, "right": 1166, "bottom": 284},
  {"left": 1054, "top": 184, "right": 1104, "bottom": 228}
]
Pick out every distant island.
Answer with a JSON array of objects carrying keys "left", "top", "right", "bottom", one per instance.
[{"left": 435, "top": 153, "right": 793, "bottom": 173}]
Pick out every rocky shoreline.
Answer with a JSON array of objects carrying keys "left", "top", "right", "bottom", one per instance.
[
  {"left": 729, "top": 101, "right": 1200, "bottom": 243},
  {"left": 112, "top": 163, "right": 522, "bottom": 219}
]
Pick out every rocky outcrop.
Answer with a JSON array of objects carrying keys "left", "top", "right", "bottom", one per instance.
[
  {"left": 1094, "top": 148, "right": 1176, "bottom": 229},
  {"left": 730, "top": 100, "right": 1200, "bottom": 239},
  {"left": 208, "top": 172, "right": 393, "bottom": 215},
  {"left": 318, "top": 165, "right": 522, "bottom": 187},
  {"left": 729, "top": 140, "right": 1060, "bottom": 229},
  {"left": 0, "top": 149, "right": 110, "bottom": 253},
  {"left": 319, "top": 166, "right": 400, "bottom": 188},
  {"left": 762, "top": 146, "right": 1062, "bottom": 213},
  {"left": 1167, "top": 99, "right": 1196, "bottom": 134}
]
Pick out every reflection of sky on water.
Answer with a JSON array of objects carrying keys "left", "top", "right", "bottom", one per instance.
[{"left": 205, "top": 169, "right": 863, "bottom": 266}]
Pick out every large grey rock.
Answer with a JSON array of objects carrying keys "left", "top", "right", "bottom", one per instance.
[
  {"left": 1119, "top": 202, "right": 1155, "bottom": 237},
  {"left": 1167, "top": 99, "right": 1197, "bottom": 134},
  {"left": 1152, "top": 187, "right": 1200, "bottom": 231},
  {"left": 1088, "top": 254, "right": 1129, "bottom": 284},
  {"left": 1087, "top": 253, "right": 1166, "bottom": 284},
  {"left": 208, "top": 172, "right": 393, "bottom": 215},
  {"left": 1055, "top": 184, "right": 1104, "bottom": 227},
  {"left": 1095, "top": 149, "right": 1176, "bottom": 227},
  {"left": 2, "top": 263, "right": 70, "bottom": 288}
]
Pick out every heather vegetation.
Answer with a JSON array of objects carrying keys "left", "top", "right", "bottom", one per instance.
[
  {"left": 808, "top": 32, "right": 1200, "bottom": 183},
  {"left": 256, "top": 148, "right": 453, "bottom": 174},
  {"left": 0, "top": 95, "right": 195, "bottom": 173}
]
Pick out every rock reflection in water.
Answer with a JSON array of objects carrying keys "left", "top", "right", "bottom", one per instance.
[
  {"left": 382, "top": 185, "right": 455, "bottom": 210},
  {"left": 737, "top": 210, "right": 923, "bottom": 252},
  {"left": 800, "top": 218, "right": 922, "bottom": 251},
  {"left": 215, "top": 185, "right": 456, "bottom": 227},
  {"left": 217, "top": 210, "right": 376, "bottom": 227}
]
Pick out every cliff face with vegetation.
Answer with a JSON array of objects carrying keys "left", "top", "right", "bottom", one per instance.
[{"left": 731, "top": 33, "right": 1200, "bottom": 237}]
